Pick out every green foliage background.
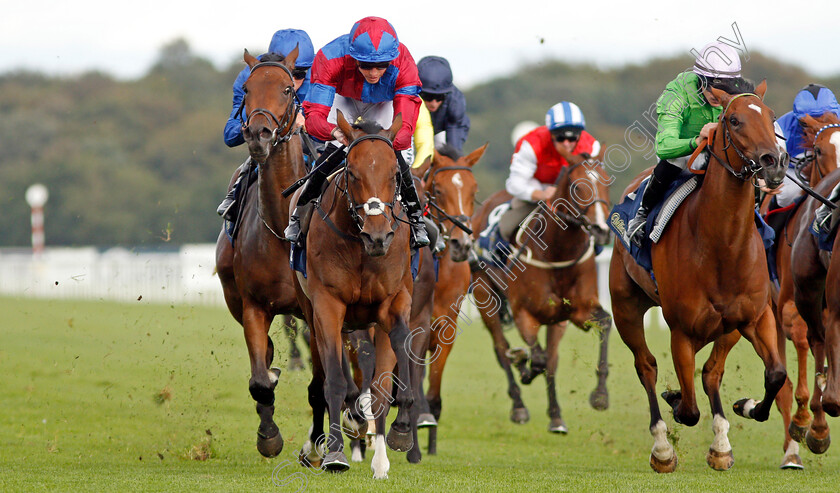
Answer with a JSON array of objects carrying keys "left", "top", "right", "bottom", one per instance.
[{"left": 2, "top": 39, "right": 838, "bottom": 247}]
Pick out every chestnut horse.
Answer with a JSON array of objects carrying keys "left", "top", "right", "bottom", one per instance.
[
  {"left": 764, "top": 113, "right": 840, "bottom": 467},
  {"left": 609, "top": 81, "right": 788, "bottom": 473},
  {"left": 293, "top": 112, "right": 415, "bottom": 478},
  {"left": 792, "top": 164, "right": 840, "bottom": 457},
  {"left": 214, "top": 49, "right": 306, "bottom": 458},
  {"left": 471, "top": 155, "right": 613, "bottom": 432},
  {"left": 411, "top": 143, "right": 488, "bottom": 455}
]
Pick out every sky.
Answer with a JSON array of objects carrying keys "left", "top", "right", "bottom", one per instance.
[{"left": 4, "top": 1, "right": 839, "bottom": 89}]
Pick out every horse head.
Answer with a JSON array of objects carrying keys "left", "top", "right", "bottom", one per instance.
[
  {"left": 705, "top": 80, "right": 786, "bottom": 189},
  {"left": 241, "top": 48, "right": 299, "bottom": 163},
  {"left": 420, "top": 144, "right": 488, "bottom": 262},
  {"left": 800, "top": 113, "right": 840, "bottom": 183},
  {"left": 336, "top": 110, "right": 403, "bottom": 257},
  {"left": 549, "top": 159, "right": 613, "bottom": 247}
]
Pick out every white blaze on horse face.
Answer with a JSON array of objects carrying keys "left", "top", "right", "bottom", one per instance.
[
  {"left": 371, "top": 434, "right": 389, "bottom": 479},
  {"left": 586, "top": 170, "right": 608, "bottom": 229},
  {"left": 830, "top": 132, "right": 840, "bottom": 169},
  {"left": 710, "top": 414, "right": 732, "bottom": 453},
  {"left": 451, "top": 172, "right": 466, "bottom": 215},
  {"left": 650, "top": 419, "right": 674, "bottom": 461},
  {"left": 748, "top": 103, "right": 763, "bottom": 115}
]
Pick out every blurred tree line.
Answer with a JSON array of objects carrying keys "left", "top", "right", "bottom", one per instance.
[{"left": 1, "top": 39, "right": 837, "bottom": 247}]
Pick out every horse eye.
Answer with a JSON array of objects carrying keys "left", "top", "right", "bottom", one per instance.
[
  {"left": 729, "top": 116, "right": 739, "bottom": 126},
  {"left": 815, "top": 147, "right": 822, "bottom": 156}
]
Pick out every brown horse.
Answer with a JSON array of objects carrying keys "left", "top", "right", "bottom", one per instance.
[
  {"left": 409, "top": 143, "right": 488, "bottom": 455},
  {"left": 764, "top": 112, "right": 840, "bottom": 467},
  {"left": 792, "top": 165, "right": 840, "bottom": 457},
  {"left": 609, "top": 81, "right": 788, "bottom": 473},
  {"left": 471, "top": 154, "right": 613, "bottom": 432},
  {"left": 293, "top": 111, "right": 415, "bottom": 478},
  {"left": 214, "top": 48, "right": 306, "bottom": 458}
]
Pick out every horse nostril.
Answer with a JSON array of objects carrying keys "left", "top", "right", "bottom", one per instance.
[{"left": 760, "top": 153, "right": 777, "bottom": 168}]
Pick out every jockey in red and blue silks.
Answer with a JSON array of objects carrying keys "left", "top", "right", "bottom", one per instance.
[
  {"left": 217, "top": 29, "right": 315, "bottom": 220},
  {"left": 285, "top": 16, "right": 429, "bottom": 248}
]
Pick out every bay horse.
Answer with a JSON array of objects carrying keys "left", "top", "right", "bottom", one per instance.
[
  {"left": 609, "top": 81, "right": 788, "bottom": 473},
  {"left": 293, "top": 111, "right": 415, "bottom": 479},
  {"left": 471, "top": 153, "right": 613, "bottom": 432},
  {"left": 214, "top": 48, "right": 306, "bottom": 458},
  {"left": 411, "top": 143, "right": 488, "bottom": 455},
  {"left": 764, "top": 112, "right": 840, "bottom": 467},
  {"left": 792, "top": 159, "right": 840, "bottom": 458}
]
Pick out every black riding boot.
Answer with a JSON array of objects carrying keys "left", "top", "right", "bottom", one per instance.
[
  {"left": 625, "top": 159, "right": 682, "bottom": 247},
  {"left": 396, "top": 151, "right": 430, "bottom": 248},
  {"left": 217, "top": 158, "right": 254, "bottom": 220},
  {"left": 284, "top": 144, "right": 346, "bottom": 243},
  {"left": 815, "top": 181, "right": 840, "bottom": 234}
]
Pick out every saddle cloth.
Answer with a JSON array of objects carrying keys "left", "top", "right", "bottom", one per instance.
[
  {"left": 609, "top": 172, "right": 774, "bottom": 276},
  {"left": 810, "top": 206, "right": 840, "bottom": 253}
]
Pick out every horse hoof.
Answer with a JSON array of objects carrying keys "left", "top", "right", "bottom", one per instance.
[
  {"left": 732, "top": 398, "right": 757, "bottom": 419},
  {"left": 548, "top": 417, "right": 568, "bottom": 434},
  {"left": 386, "top": 425, "right": 414, "bottom": 452},
  {"left": 417, "top": 413, "right": 438, "bottom": 428},
  {"left": 705, "top": 448, "right": 734, "bottom": 471},
  {"left": 298, "top": 449, "right": 322, "bottom": 469},
  {"left": 342, "top": 409, "right": 368, "bottom": 440},
  {"left": 589, "top": 389, "right": 609, "bottom": 410},
  {"left": 649, "top": 452, "right": 678, "bottom": 473},
  {"left": 351, "top": 443, "right": 364, "bottom": 463},
  {"left": 506, "top": 347, "right": 530, "bottom": 366},
  {"left": 256, "top": 431, "right": 283, "bottom": 458},
  {"left": 510, "top": 407, "right": 530, "bottom": 424},
  {"left": 323, "top": 451, "right": 350, "bottom": 472},
  {"left": 661, "top": 389, "right": 682, "bottom": 409},
  {"left": 789, "top": 421, "right": 809, "bottom": 443},
  {"left": 780, "top": 454, "right": 804, "bottom": 470},
  {"left": 806, "top": 430, "right": 831, "bottom": 454},
  {"left": 407, "top": 448, "right": 422, "bottom": 464}
]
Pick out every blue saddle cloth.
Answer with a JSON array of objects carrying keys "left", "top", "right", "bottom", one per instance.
[
  {"left": 609, "top": 172, "right": 774, "bottom": 277},
  {"left": 291, "top": 240, "right": 421, "bottom": 280}
]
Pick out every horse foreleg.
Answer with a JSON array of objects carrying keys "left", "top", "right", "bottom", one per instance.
[
  {"left": 701, "top": 332, "right": 739, "bottom": 471},
  {"left": 771, "top": 314, "right": 804, "bottom": 469},
  {"left": 242, "top": 304, "right": 283, "bottom": 457},
  {"left": 545, "top": 322, "right": 568, "bottom": 433},
  {"left": 385, "top": 314, "right": 415, "bottom": 454},
  {"left": 785, "top": 302, "right": 813, "bottom": 440},
  {"left": 284, "top": 315, "right": 305, "bottom": 371},
  {"left": 370, "top": 328, "right": 398, "bottom": 479},
  {"left": 733, "top": 306, "right": 787, "bottom": 423},
  {"left": 406, "top": 322, "right": 431, "bottom": 464},
  {"left": 513, "top": 309, "right": 546, "bottom": 385},
  {"left": 474, "top": 278, "right": 528, "bottom": 423},
  {"left": 340, "top": 345, "right": 367, "bottom": 443},
  {"left": 807, "top": 339, "right": 830, "bottom": 454},
  {"left": 312, "top": 300, "right": 350, "bottom": 472}
]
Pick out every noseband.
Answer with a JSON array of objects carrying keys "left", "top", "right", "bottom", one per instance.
[{"left": 238, "top": 62, "right": 300, "bottom": 151}]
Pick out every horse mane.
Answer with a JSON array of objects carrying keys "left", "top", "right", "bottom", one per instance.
[
  {"left": 351, "top": 118, "right": 385, "bottom": 135},
  {"left": 435, "top": 143, "right": 462, "bottom": 161},
  {"left": 802, "top": 112, "right": 840, "bottom": 148}
]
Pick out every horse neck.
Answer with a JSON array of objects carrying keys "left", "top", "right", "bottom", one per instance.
[
  {"left": 258, "top": 137, "right": 307, "bottom": 229},
  {"left": 537, "top": 185, "right": 590, "bottom": 260},
  {"left": 694, "top": 136, "right": 756, "bottom": 246}
]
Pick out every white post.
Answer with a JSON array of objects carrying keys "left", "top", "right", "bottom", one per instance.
[{"left": 25, "top": 184, "right": 49, "bottom": 257}]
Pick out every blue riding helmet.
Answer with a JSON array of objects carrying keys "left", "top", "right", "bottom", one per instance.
[
  {"left": 347, "top": 16, "right": 400, "bottom": 63},
  {"left": 793, "top": 84, "right": 840, "bottom": 119},
  {"left": 418, "top": 56, "right": 454, "bottom": 94},
  {"left": 268, "top": 28, "right": 315, "bottom": 68},
  {"left": 546, "top": 101, "right": 586, "bottom": 139}
]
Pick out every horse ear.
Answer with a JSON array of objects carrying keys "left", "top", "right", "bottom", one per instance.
[
  {"left": 801, "top": 114, "right": 820, "bottom": 136},
  {"left": 244, "top": 49, "right": 258, "bottom": 68},
  {"left": 703, "top": 86, "right": 730, "bottom": 108},
  {"left": 386, "top": 113, "right": 403, "bottom": 142},
  {"left": 462, "top": 142, "right": 490, "bottom": 167},
  {"left": 755, "top": 79, "right": 767, "bottom": 100},
  {"left": 412, "top": 156, "right": 431, "bottom": 179},
  {"left": 336, "top": 110, "right": 356, "bottom": 141},
  {"left": 284, "top": 46, "right": 299, "bottom": 71}
]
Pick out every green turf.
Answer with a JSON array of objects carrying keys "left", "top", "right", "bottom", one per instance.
[{"left": 1, "top": 296, "right": 838, "bottom": 492}]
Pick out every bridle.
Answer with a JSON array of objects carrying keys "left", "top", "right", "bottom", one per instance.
[
  {"left": 320, "top": 134, "right": 404, "bottom": 240},
  {"left": 706, "top": 93, "right": 785, "bottom": 183},
  {"left": 543, "top": 161, "right": 609, "bottom": 235},
  {"left": 422, "top": 165, "right": 475, "bottom": 242},
  {"left": 238, "top": 61, "right": 300, "bottom": 152},
  {"left": 798, "top": 123, "right": 840, "bottom": 182}
]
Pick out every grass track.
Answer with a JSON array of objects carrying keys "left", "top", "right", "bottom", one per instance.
[{"left": 1, "top": 296, "right": 838, "bottom": 491}]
